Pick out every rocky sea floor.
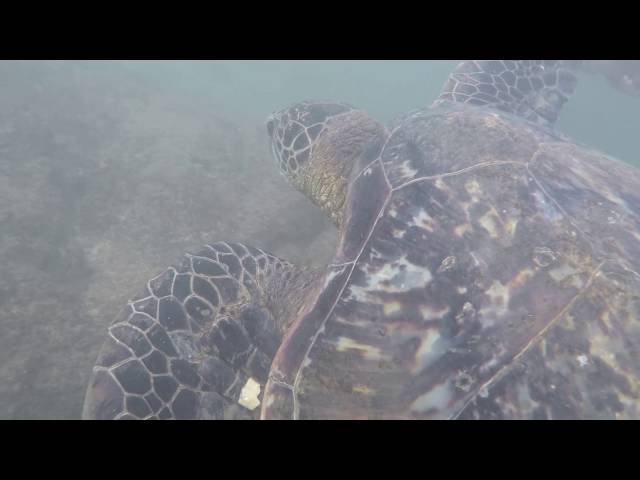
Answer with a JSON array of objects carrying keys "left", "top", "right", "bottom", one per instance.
[{"left": 0, "top": 61, "right": 336, "bottom": 419}]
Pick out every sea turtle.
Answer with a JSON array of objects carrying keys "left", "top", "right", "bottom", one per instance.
[{"left": 83, "top": 60, "right": 640, "bottom": 420}]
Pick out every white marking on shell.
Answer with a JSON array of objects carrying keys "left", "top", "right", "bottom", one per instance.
[
  {"left": 505, "top": 217, "right": 518, "bottom": 236},
  {"left": 576, "top": 354, "right": 589, "bottom": 368},
  {"left": 454, "top": 223, "right": 471, "bottom": 237},
  {"left": 398, "top": 161, "right": 419, "bottom": 179},
  {"left": 413, "top": 330, "right": 446, "bottom": 373},
  {"left": 434, "top": 177, "right": 447, "bottom": 190},
  {"left": 469, "top": 252, "right": 483, "bottom": 267},
  {"left": 478, "top": 207, "right": 501, "bottom": 239},
  {"left": 384, "top": 301, "right": 403, "bottom": 316},
  {"left": 392, "top": 228, "right": 405, "bottom": 239},
  {"left": 409, "top": 209, "right": 436, "bottom": 232},
  {"left": 336, "top": 337, "right": 385, "bottom": 361},
  {"left": 301, "top": 355, "right": 313, "bottom": 369},
  {"left": 411, "top": 381, "right": 453, "bottom": 415},
  {"left": 391, "top": 257, "right": 433, "bottom": 291},
  {"left": 350, "top": 255, "right": 433, "bottom": 300},
  {"left": 480, "top": 281, "right": 510, "bottom": 323},
  {"left": 345, "top": 282, "right": 370, "bottom": 303},
  {"left": 455, "top": 302, "right": 476, "bottom": 324},
  {"left": 420, "top": 305, "right": 450, "bottom": 321},
  {"left": 238, "top": 378, "right": 261, "bottom": 410}
]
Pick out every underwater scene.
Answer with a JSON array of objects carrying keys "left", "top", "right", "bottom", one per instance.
[{"left": 1, "top": 60, "right": 640, "bottom": 419}]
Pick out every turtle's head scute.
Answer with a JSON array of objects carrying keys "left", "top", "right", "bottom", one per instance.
[
  {"left": 266, "top": 101, "right": 386, "bottom": 228},
  {"left": 267, "top": 101, "right": 354, "bottom": 177}
]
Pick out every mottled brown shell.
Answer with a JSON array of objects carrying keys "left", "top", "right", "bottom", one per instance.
[{"left": 262, "top": 105, "right": 640, "bottom": 419}]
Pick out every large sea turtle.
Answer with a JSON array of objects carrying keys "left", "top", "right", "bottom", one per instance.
[{"left": 83, "top": 60, "right": 640, "bottom": 420}]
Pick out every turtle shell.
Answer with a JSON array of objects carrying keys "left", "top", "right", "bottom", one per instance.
[{"left": 262, "top": 105, "right": 640, "bottom": 419}]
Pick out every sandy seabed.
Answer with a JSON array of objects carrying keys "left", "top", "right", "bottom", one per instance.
[{"left": 0, "top": 62, "right": 336, "bottom": 419}]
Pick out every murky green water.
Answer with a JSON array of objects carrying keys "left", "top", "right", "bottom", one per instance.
[
  {"left": 2, "top": 60, "right": 639, "bottom": 419},
  {"left": 90, "top": 60, "right": 640, "bottom": 165}
]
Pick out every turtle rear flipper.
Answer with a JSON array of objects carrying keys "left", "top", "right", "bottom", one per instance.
[
  {"left": 82, "top": 242, "right": 317, "bottom": 420},
  {"left": 433, "top": 60, "right": 579, "bottom": 126}
]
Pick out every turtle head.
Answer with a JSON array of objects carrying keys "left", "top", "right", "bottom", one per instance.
[{"left": 267, "top": 101, "right": 386, "bottom": 228}]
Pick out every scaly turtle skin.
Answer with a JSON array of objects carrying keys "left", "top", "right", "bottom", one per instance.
[{"left": 83, "top": 61, "right": 640, "bottom": 419}]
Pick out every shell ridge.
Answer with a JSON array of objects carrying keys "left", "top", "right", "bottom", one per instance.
[{"left": 291, "top": 190, "right": 393, "bottom": 402}]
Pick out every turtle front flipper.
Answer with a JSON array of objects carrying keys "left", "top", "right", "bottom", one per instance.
[
  {"left": 82, "top": 242, "right": 318, "bottom": 420},
  {"left": 433, "top": 60, "right": 580, "bottom": 126}
]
